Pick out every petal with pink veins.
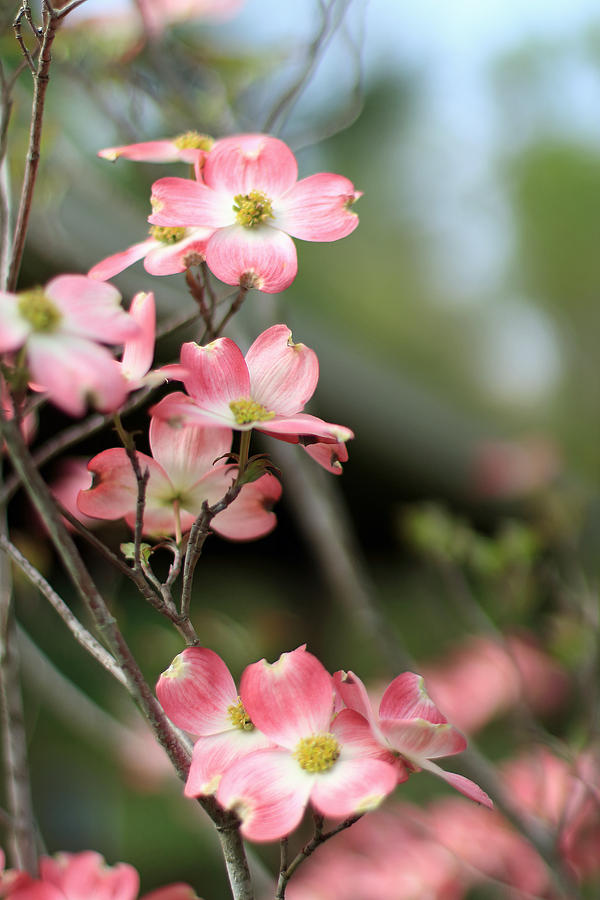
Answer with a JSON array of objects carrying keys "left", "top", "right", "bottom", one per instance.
[
  {"left": 379, "top": 672, "right": 449, "bottom": 725},
  {"left": 39, "top": 851, "right": 140, "bottom": 900},
  {"left": 379, "top": 718, "right": 467, "bottom": 760},
  {"left": 184, "top": 727, "right": 273, "bottom": 797},
  {"left": 149, "top": 415, "right": 232, "bottom": 490},
  {"left": 276, "top": 173, "right": 361, "bottom": 241},
  {"left": 157, "top": 647, "right": 239, "bottom": 736},
  {"left": 144, "top": 229, "right": 212, "bottom": 276},
  {"left": 98, "top": 140, "right": 184, "bottom": 163},
  {"left": 217, "top": 749, "right": 312, "bottom": 842},
  {"left": 150, "top": 178, "right": 232, "bottom": 229},
  {"left": 150, "top": 391, "right": 235, "bottom": 430},
  {"left": 333, "top": 673, "right": 384, "bottom": 741},
  {"left": 301, "top": 438, "right": 349, "bottom": 474},
  {"left": 420, "top": 759, "right": 494, "bottom": 808},
  {"left": 204, "top": 134, "right": 298, "bottom": 198},
  {"left": 121, "top": 292, "right": 156, "bottom": 384},
  {"left": 332, "top": 709, "right": 394, "bottom": 762},
  {"left": 211, "top": 473, "right": 281, "bottom": 541},
  {"left": 88, "top": 240, "right": 156, "bottom": 282},
  {"left": 205, "top": 225, "right": 297, "bottom": 293},
  {"left": 240, "top": 646, "right": 334, "bottom": 748},
  {"left": 259, "top": 412, "right": 353, "bottom": 443},
  {"left": 245, "top": 324, "right": 319, "bottom": 415},
  {"left": 310, "top": 756, "right": 397, "bottom": 819},
  {"left": 77, "top": 448, "right": 165, "bottom": 521},
  {"left": 45, "top": 275, "right": 140, "bottom": 343},
  {"left": 180, "top": 339, "right": 250, "bottom": 412}
]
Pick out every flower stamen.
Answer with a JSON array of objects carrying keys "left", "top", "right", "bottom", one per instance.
[
  {"left": 18, "top": 288, "right": 61, "bottom": 333},
  {"left": 294, "top": 733, "right": 340, "bottom": 773},
  {"left": 173, "top": 131, "right": 214, "bottom": 151},
  {"left": 149, "top": 225, "right": 187, "bottom": 245},
  {"left": 229, "top": 398, "right": 275, "bottom": 425},
  {"left": 233, "top": 190, "right": 274, "bottom": 228},
  {"left": 227, "top": 698, "right": 254, "bottom": 731}
]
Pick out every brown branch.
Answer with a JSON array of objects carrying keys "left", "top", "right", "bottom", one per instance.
[{"left": 275, "top": 813, "right": 362, "bottom": 898}]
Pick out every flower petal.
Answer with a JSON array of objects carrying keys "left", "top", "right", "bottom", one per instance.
[
  {"left": 245, "top": 324, "right": 318, "bottom": 415},
  {"left": 98, "top": 140, "right": 182, "bottom": 162},
  {"left": 204, "top": 134, "right": 298, "bottom": 198},
  {"left": 276, "top": 173, "right": 361, "bottom": 241},
  {"left": 379, "top": 718, "right": 466, "bottom": 760},
  {"left": 420, "top": 759, "right": 494, "bottom": 808},
  {"left": 211, "top": 472, "right": 281, "bottom": 541},
  {"left": 150, "top": 178, "right": 232, "bottom": 229},
  {"left": 120, "top": 292, "right": 156, "bottom": 384},
  {"left": 184, "top": 727, "right": 273, "bottom": 797},
  {"left": 301, "top": 438, "right": 349, "bottom": 473},
  {"left": 39, "top": 851, "right": 139, "bottom": 900},
  {"left": 45, "top": 275, "right": 139, "bottom": 344},
  {"left": 156, "top": 647, "right": 238, "bottom": 736},
  {"left": 217, "top": 749, "right": 312, "bottom": 841},
  {"left": 205, "top": 225, "right": 297, "bottom": 293},
  {"left": 379, "top": 672, "right": 449, "bottom": 725},
  {"left": 142, "top": 885, "right": 199, "bottom": 900},
  {"left": 240, "top": 646, "right": 334, "bottom": 748},
  {"left": 77, "top": 448, "right": 162, "bottom": 520},
  {"left": 310, "top": 756, "right": 397, "bottom": 819},
  {"left": 150, "top": 391, "right": 237, "bottom": 430},
  {"left": 144, "top": 229, "right": 212, "bottom": 276},
  {"left": 0, "top": 292, "right": 31, "bottom": 351},
  {"left": 180, "top": 339, "right": 250, "bottom": 411},
  {"left": 88, "top": 240, "right": 156, "bottom": 281},
  {"left": 259, "top": 412, "right": 353, "bottom": 443},
  {"left": 333, "top": 671, "right": 381, "bottom": 737},
  {"left": 149, "top": 415, "right": 232, "bottom": 491}
]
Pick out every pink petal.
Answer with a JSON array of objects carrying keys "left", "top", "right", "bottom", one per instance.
[
  {"left": 379, "top": 719, "right": 467, "bottom": 760},
  {"left": 240, "top": 646, "right": 334, "bottom": 748},
  {"left": 310, "top": 756, "right": 397, "bottom": 819},
  {"left": 142, "top": 885, "right": 198, "bottom": 900},
  {"left": 27, "top": 335, "right": 129, "bottom": 417},
  {"left": 184, "top": 727, "right": 273, "bottom": 797},
  {"left": 205, "top": 225, "right": 297, "bottom": 293},
  {"left": 98, "top": 140, "right": 181, "bottom": 163},
  {"left": 420, "top": 759, "right": 494, "bottom": 808},
  {"left": 204, "top": 134, "right": 298, "bottom": 198},
  {"left": 245, "top": 324, "right": 318, "bottom": 415},
  {"left": 149, "top": 414, "right": 232, "bottom": 489},
  {"left": 120, "top": 292, "right": 156, "bottom": 384},
  {"left": 88, "top": 240, "right": 156, "bottom": 281},
  {"left": 150, "top": 391, "right": 237, "bottom": 431},
  {"left": 0, "top": 292, "right": 30, "bottom": 350},
  {"left": 156, "top": 647, "right": 238, "bottom": 736},
  {"left": 379, "top": 672, "right": 449, "bottom": 725},
  {"left": 8, "top": 882, "right": 63, "bottom": 900},
  {"left": 77, "top": 448, "right": 160, "bottom": 520},
  {"left": 39, "top": 852, "right": 139, "bottom": 900},
  {"left": 144, "top": 229, "right": 212, "bottom": 276},
  {"left": 332, "top": 708, "right": 393, "bottom": 761},
  {"left": 180, "top": 339, "right": 250, "bottom": 411},
  {"left": 45, "top": 275, "right": 139, "bottom": 344},
  {"left": 150, "top": 178, "right": 232, "bottom": 228},
  {"left": 259, "top": 412, "right": 353, "bottom": 443},
  {"left": 276, "top": 173, "right": 361, "bottom": 241},
  {"left": 217, "top": 749, "right": 312, "bottom": 842},
  {"left": 302, "top": 438, "right": 349, "bottom": 473},
  {"left": 212, "top": 472, "right": 281, "bottom": 541},
  {"left": 50, "top": 457, "right": 97, "bottom": 530},
  {"left": 333, "top": 671, "right": 381, "bottom": 737}
]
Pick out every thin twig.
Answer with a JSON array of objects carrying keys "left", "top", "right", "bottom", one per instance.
[
  {"left": 275, "top": 813, "right": 362, "bottom": 898},
  {"left": 212, "top": 286, "right": 248, "bottom": 340}
]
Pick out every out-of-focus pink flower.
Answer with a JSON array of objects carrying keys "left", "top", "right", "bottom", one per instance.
[
  {"left": 334, "top": 670, "right": 493, "bottom": 808},
  {"left": 98, "top": 132, "right": 214, "bottom": 166},
  {"left": 157, "top": 647, "right": 273, "bottom": 797},
  {"left": 150, "top": 133, "right": 361, "bottom": 292},
  {"left": 89, "top": 229, "right": 213, "bottom": 281},
  {"left": 78, "top": 413, "right": 281, "bottom": 540},
  {"left": 137, "top": 0, "right": 245, "bottom": 35},
  {"left": 0, "top": 276, "right": 139, "bottom": 417},
  {"left": 49, "top": 458, "right": 96, "bottom": 529},
  {"left": 1, "top": 850, "right": 199, "bottom": 900},
  {"left": 424, "top": 634, "right": 569, "bottom": 735},
  {"left": 471, "top": 436, "right": 561, "bottom": 499},
  {"left": 216, "top": 646, "right": 398, "bottom": 842},
  {"left": 151, "top": 324, "right": 354, "bottom": 465},
  {"left": 117, "top": 292, "right": 161, "bottom": 390},
  {"left": 0, "top": 375, "right": 37, "bottom": 448}
]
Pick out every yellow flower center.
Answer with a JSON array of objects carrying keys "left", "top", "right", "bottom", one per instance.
[
  {"left": 294, "top": 733, "right": 340, "bottom": 773},
  {"left": 227, "top": 698, "right": 254, "bottom": 731},
  {"left": 233, "top": 190, "right": 274, "bottom": 228},
  {"left": 229, "top": 398, "right": 275, "bottom": 425},
  {"left": 173, "top": 131, "right": 214, "bottom": 151},
  {"left": 149, "top": 225, "right": 186, "bottom": 245},
  {"left": 18, "top": 288, "right": 61, "bottom": 333}
]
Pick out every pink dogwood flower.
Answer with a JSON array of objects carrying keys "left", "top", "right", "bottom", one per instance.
[
  {"left": 151, "top": 324, "right": 353, "bottom": 464},
  {"left": 0, "top": 275, "right": 139, "bottom": 417},
  {"left": 89, "top": 227, "right": 213, "bottom": 281},
  {"left": 98, "top": 131, "right": 213, "bottom": 165},
  {"left": 157, "top": 647, "right": 273, "bottom": 797},
  {"left": 1, "top": 850, "right": 199, "bottom": 900},
  {"left": 216, "top": 646, "right": 398, "bottom": 842},
  {"left": 149, "top": 133, "right": 361, "bottom": 292},
  {"left": 334, "top": 670, "right": 493, "bottom": 808},
  {"left": 117, "top": 291, "right": 160, "bottom": 390},
  {"left": 78, "top": 413, "right": 280, "bottom": 541}
]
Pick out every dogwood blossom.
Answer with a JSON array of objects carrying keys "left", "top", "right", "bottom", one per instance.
[
  {"left": 216, "top": 646, "right": 398, "bottom": 842},
  {"left": 78, "top": 413, "right": 280, "bottom": 540},
  {"left": 149, "top": 133, "right": 361, "bottom": 292},
  {"left": 0, "top": 275, "right": 139, "bottom": 417},
  {"left": 151, "top": 324, "right": 353, "bottom": 465},
  {"left": 89, "top": 227, "right": 213, "bottom": 280},
  {"left": 334, "top": 669, "right": 493, "bottom": 808},
  {"left": 157, "top": 647, "right": 272, "bottom": 797},
  {"left": 98, "top": 132, "right": 213, "bottom": 165}
]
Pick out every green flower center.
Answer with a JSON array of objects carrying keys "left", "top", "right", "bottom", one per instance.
[
  {"left": 294, "top": 733, "right": 340, "bottom": 773},
  {"left": 227, "top": 698, "right": 254, "bottom": 731},
  {"left": 229, "top": 398, "right": 275, "bottom": 425},
  {"left": 233, "top": 190, "right": 274, "bottom": 228},
  {"left": 18, "top": 288, "right": 61, "bottom": 333},
  {"left": 173, "top": 131, "right": 214, "bottom": 151},
  {"left": 149, "top": 225, "right": 186, "bottom": 245}
]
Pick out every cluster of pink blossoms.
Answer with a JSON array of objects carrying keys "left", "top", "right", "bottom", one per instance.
[
  {"left": 156, "top": 644, "right": 492, "bottom": 843},
  {"left": 0, "top": 849, "right": 199, "bottom": 900},
  {"left": 92, "top": 132, "right": 361, "bottom": 292}
]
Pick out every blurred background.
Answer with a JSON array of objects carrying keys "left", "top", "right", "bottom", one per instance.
[{"left": 1, "top": 0, "right": 599, "bottom": 896}]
